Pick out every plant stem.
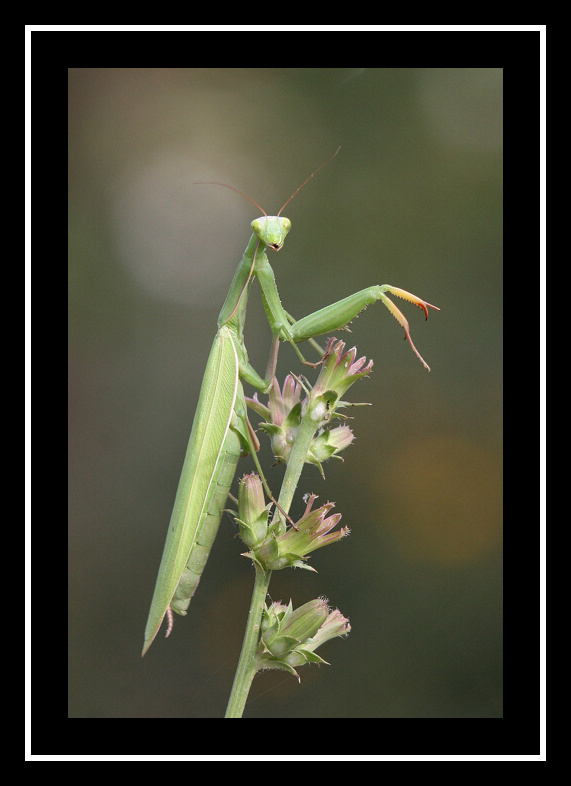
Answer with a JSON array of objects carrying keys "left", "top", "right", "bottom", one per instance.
[
  {"left": 273, "top": 407, "right": 321, "bottom": 518},
  {"left": 225, "top": 408, "right": 320, "bottom": 717},
  {"left": 225, "top": 563, "right": 271, "bottom": 718}
]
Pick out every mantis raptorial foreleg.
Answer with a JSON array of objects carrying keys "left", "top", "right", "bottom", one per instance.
[
  {"left": 254, "top": 249, "right": 438, "bottom": 372},
  {"left": 287, "top": 284, "right": 439, "bottom": 371}
]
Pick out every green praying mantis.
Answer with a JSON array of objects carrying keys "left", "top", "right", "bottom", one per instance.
[{"left": 142, "top": 154, "right": 439, "bottom": 656}]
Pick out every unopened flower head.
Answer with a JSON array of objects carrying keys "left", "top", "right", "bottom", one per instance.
[
  {"left": 236, "top": 473, "right": 271, "bottom": 549},
  {"left": 248, "top": 494, "right": 349, "bottom": 572},
  {"left": 246, "top": 375, "right": 304, "bottom": 465},
  {"left": 311, "top": 338, "right": 373, "bottom": 404},
  {"left": 257, "top": 598, "right": 351, "bottom": 680},
  {"left": 307, "top": 423, "right": 355, "bottom": 474}
]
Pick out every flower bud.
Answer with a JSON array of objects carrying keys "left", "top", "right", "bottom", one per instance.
[
  {"left": 236, "top": 473, "right": 270, "bottom": 549},
  {"left": 257, "top": 598, "right": 351, "bottom": 680},
  {"left": 307, "top": 425, "right": 356, "bottom": 474},
  {"left": 247, "top": 494, "right": 349, "bottom": 572},
  {"left": 312, "top": 339, "right": 373, "bottom": 401}
]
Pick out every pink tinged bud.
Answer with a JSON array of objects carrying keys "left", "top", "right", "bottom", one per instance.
[
  {"left": 238, "top": 473, "right": 265, "bottom": 519},
  {"left": 282, "top": 374, "right": 302, "bottom": 412},
  {"left": 248, "top": 494, "right": 348, "bottom": 572},
  {"left": 327, "top": 424, "right": 355, "bottom": 452},
  {"left": 308, "top": 425, "right": 356, "bottom": 471},
  {"left": 269, "top": 377, "right": 286, "bottom": 426},
  {"left": 309, "top": 608, "right": 351, "bottom": 647},
  {"left": 257, "top": 598, "right": 351, "bottom": 680},
  {"left": 237, "top": 474, "right": 269, "bottom": 548},
  {"left": 268, "top": 375, "right": 303, "bottom": 427},
  {"left": 313, "top": 340, "right": 373, "bottom": 401}
]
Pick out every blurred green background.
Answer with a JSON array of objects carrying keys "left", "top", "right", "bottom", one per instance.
[{"left": 68, "top": 67, "right": 502, "bottom": 719}]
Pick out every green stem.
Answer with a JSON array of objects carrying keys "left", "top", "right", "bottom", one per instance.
[
  {"left": 225, "top": 407, "right": 320, "bottom": 717},
  {"left": 225, "top": 563, "right": 271, "bottom": 718},
  {"left": 274, "top": 409, "right": 320, "bottom": 516}
]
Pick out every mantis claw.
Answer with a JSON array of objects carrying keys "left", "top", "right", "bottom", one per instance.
[
  {"left": 381, "top": 285, "right": 440, "bottom": 321},
  {"left": 378, "top": 286, "right": 439, "bottom": 372}
]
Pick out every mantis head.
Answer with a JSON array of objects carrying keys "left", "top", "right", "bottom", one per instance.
[{"left": 251, "top": 216, "right": 291, "bottom": 251}]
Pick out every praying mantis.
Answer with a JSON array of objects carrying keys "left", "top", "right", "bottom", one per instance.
[{"left": 142, "top": 154, "right": 439, "bottom": 656}]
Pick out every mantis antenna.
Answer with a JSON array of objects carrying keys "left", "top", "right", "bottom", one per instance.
[
  {"left": 278, "top": 146, "right": 341, "bottom": 216},
  {"left": 195, "top": 146, "right": 342, "bottom": 218}
]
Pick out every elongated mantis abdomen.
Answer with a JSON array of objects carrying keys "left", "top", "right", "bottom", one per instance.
[
  {"left": 143, "top": 327, "right": 244, "bottom": 654},
  {"left": 169, "top": 427, "right": 242, "bottom": 616}
]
